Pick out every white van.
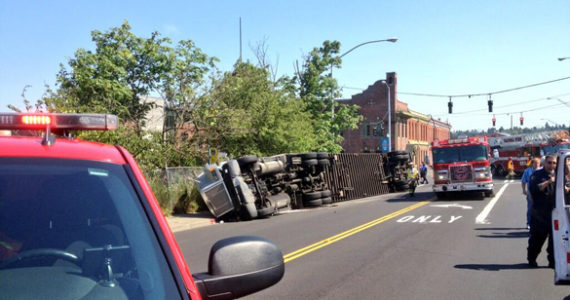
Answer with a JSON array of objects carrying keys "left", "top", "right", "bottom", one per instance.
[{"left": 552, "top": 149, "right": 570, "bottom": 284}]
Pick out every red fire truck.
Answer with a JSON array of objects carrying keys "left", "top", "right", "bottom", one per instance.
[
  {"left": 431, "top": 136, "right": 494, "bottom": 199},
  {"left": 488, "top": 130, "right": 570, "bottom": 177}
]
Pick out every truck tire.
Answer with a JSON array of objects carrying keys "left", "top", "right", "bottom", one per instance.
[
  {"left": 321, "top": 197, "right": 332, "bottom": 205},
  {"left": 496, "top": 165, "right": 505, "bottom": 177},
  {"left": 241, "top": 203, "right": 258, "bottom": 220},
  {"left": 237, "top": 155, "right": 258, "bottom": 166},
  {"left": 300, "top": 152, "right": 317, "bottom": 160},
  {"left": 321, "top": 190, "right": 332, "bottom": 198},
  {"left": 484, "top": 190, "right": 494, "bottom": 197},
  {"left": 304, "top": 198, "right": 323, "bottom": 207},
  {"left": 302, "top": 159, "right": 318, "bottom": 167},
  {"left": 317, "top": 159, "right": 330, "bottom": 166},
  {"left": 317, "top": 152, "right": 329, "bottom": 159},
  {"left": 394, "top": 155, "right": 409, "bottom": 161},
  {"left": 257, "top": 206, "right": 275, "bottom": 218},
  {"left": 395, "top": 184, "right": 409, "bottom": 191},
  {"left": 303, "top": 191, "right": 322, "bottom": 200},
  {"left": 225, "top": 160, "right": 241, "bottom": 178},
  {"left": 388, "top": 151, "right": 407, "bottom": 158}
]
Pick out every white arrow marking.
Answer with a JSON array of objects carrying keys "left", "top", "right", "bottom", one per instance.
[{"left": 430, "top": 203, "right": 473, "bottom": 210}]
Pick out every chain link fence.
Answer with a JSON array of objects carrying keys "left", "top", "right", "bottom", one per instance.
[{"left": 146, "top": 166, "right": 206, "bottom": 215}]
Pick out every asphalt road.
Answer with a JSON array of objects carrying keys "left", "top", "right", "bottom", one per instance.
[{"left": 175, "top": 179, "right": 570, "bottom": 300}]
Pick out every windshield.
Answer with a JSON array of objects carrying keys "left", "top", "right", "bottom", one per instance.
[
  {"left": 433, "top": 145, "right": 488, "bottom": 164},
  {"left": 0, "top": 158, "right": 181, "bottom": 300},
  {"left": 544, "top": 144, "right": 570, "bottom": 155}
]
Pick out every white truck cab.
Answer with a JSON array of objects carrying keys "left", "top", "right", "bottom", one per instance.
[{"left": 552, "top": 149, "right": 570, "bottom": 284}]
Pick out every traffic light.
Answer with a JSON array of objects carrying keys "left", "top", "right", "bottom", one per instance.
[
  {"left": 520, "top": 116, "right": 524, "bottom": 126},
  {"left": 488, "top": 99, "right": 493, "bottom": 112},
  {"left": 492, "top": 115, "right": 496, "bottom": 126},
  {"left": 448, "top": 98, "right": 453, "bottom": 114}
]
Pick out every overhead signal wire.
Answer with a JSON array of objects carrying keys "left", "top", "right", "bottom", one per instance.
[
  {"left": 397, "top": 76, "right": 570, "bottom": 98},
  {"left": 430, "top": 93, "right": 570, "bottom": 116}
]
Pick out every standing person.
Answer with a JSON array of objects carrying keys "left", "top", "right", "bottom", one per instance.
[
  {"left": 527, "top": 155, "right": 557, "bottom": 268},
  {"left": 407, "top": 162, "right": 419, "bottom": 197},
  {"left": 419, "top": 162, "right": 428, "bottom": 184},
  {"left": 521, "top": 158, "right": 540, "bottom": 230},
  {"left": 506, "top": 157, "right": 515, "bottom": 179}
]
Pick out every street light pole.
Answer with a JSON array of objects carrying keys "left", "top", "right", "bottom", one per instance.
[
  {"left": 381, "top": 81, "right": 392, "bottom": 152},
  {"left": 330, "top": 38, "right": 398, "bottom": 121}
]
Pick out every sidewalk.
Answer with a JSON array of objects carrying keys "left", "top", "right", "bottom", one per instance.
[{"left": 166, "top": 211, "right": 216, "bottom": 233}]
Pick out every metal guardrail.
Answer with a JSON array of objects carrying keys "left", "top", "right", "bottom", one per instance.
[{"left": 323, "top": 153, "right": 390, "bottom": 202}]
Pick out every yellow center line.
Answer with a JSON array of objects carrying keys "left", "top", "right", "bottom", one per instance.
[{"left": 283, "top": 200, "right": 430, "bottom": 263}]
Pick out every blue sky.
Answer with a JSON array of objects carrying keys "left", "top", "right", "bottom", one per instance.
[{"left": 1, "top": 0, "right": 568, "bottom": 131}]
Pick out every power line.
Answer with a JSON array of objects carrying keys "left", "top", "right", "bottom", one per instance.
[
  {"left": 431, "top": 93, "right": 570, "bottom": 115},
  {"left": 397, "top": 76, "right": 570, "bottom": 98},
  {"left": 342, "top": 76, "right": 570, "bottom": 99},
  {"left": 432, "top": 101, "right": 569, "bottom": 118}
]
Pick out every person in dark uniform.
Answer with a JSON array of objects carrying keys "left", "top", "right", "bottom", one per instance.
[{"left": 527, "top": 154, "right": 557, "bottom": 268}]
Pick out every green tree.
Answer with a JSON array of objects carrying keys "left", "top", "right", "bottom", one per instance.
[
  {"left": 55, "top": 20, "right": 171, "bottom": 134},
  {"left": 295, "top": 40, "right": 362, "bottom": 153},
  {"left": 206, "top": 61, "right": 317, "bottom": 157}
]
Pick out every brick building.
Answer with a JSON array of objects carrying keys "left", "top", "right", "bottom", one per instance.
[{"left": 339, "top": 72, "right": 451, "bottom": 166}]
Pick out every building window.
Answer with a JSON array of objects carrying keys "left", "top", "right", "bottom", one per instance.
[{"left": 361, "top": 121, "right": 370, "bottom": 138}]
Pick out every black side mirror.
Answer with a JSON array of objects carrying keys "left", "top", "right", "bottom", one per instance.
[{"left": 193, "top": 236, "right": 284, "bottom": 299}]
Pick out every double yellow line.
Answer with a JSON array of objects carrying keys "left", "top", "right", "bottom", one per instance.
[{"left": 283, "top": 201, "right": 430, "bottom": 263}]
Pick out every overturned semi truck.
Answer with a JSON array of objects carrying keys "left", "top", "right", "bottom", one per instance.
[{"left": 196, "top": 151, "right": 411, "bottom": 220}]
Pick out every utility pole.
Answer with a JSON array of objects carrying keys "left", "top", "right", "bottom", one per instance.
[
  {"left": 510, "top": 114, "right": 513, "bottom": 130},
  {"left": 239, "top": 17, "right": 242, "bottom": 62}
]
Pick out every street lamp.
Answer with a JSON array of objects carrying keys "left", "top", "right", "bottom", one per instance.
[
  {"left": 547, "top": 97, "right": 570, "bottom": 108},
  {"left": 558, "top": 57, "right": 570, "bottom": 61},
  {"left": 330, "top": 38, "right": 398, "bottom": 120},
  {"left": 541, "top": 118, "right": 560, "bottom": 126}
]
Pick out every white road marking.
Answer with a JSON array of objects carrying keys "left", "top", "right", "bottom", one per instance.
[
  {"left": 396, "top": 215, "right": 463, "bottom": 224},
  {"left": 475, "top": 182, "right": 511, "bottom": 224},
  {"left": 431, "top": 203, "right": 473, "bottom": 210},
  {"left": 449, "top": 216, "right": 462, "bottom": 223}
]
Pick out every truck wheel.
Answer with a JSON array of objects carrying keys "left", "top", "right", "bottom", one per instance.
[
  {"left": 300, "top": 152, "right": 317, "bottom": 160},
  {"left": 257, "top": 206, "right": 275, "bottom": 218},
  {"left": 317, "top": 159, "right": 330, "bottom": 166},
  {"left": 226, "top": 160, "right": 241, "bottom": 178},
  {"left": 388, "top": 151, "right": 407, "bottom": 158},
  {"left": 304, "top": 198, "right": 323, "bottom": 207},
  {"left": 302, "top": 159, "right": 318, "bottom": 167},
  {"left": 241, "top": 203, "right": 258, "bottom": 220},
  {"left": 303, "top": 191, "right": 322, "bottom": 200},
  {"left": 321, "top": 197, "right": 332, "bottom": 205},
  {"left": 395, "top": 184, "right": 409, "bottom": 191},
  {"left": 484, "top": 190, "right": 494, "bottom": 197},
  {"left": 317, "top": 152, "right": 329, "bottom": 159},
  {"left": 237, "top": 155, "right": 258, "bottom": 166},
  {"left": 394, "top": 154, "right": 409, "bottom": 161},
  {"left": 321, "top": 190, "right": 332, "bottom": 197},
  {"left": 496, "top": 165, "right": 505, "bottom": 177}
]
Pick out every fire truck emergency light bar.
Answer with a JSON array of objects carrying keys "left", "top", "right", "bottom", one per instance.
[
  {"left": 433, "top": 136, "right": 487, "bottom": 146},
  {"left": 0, "top": 113, "right": 118, "bottom": 131}
]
